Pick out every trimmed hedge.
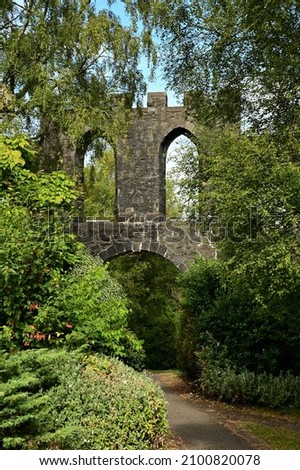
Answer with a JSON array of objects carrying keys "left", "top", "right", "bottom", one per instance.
[
  {"left": 0, "top": 349, "right": 168, "bottom": 449},
  {"left": 199, "top": 366, "right": 300, "bottom": 408}
]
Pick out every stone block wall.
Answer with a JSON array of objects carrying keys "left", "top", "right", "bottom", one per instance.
[
  {"left": 115, "top": 92, "right": 194, "bottom": 221},
  {"left": 74, "top": 219, "right": 216, "bottom": 271},
  {"left": 74, "top": 92, "right": 216, "bottom": 270}
]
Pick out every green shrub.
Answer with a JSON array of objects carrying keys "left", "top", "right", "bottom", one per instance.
[
  {"left": 0, "top": 134, "right": 81, "bottom": 350},
  {"left": 177, "top": 257, "right": 222, "bottom": 377},
  {"left": 179, "top": 256, "right": 300, "bottom": 376},
  {"left": 0, "top": 135, "right": 143, "bottom": 365},
  {"left": 197, "top": 349, "right": 300, "bottom": 408},
  {"left": 30, "top": 251, "right": 144, "bottom": 366},
  {"left": 0, "top": 349, "right": 168, "bottom": 450}
]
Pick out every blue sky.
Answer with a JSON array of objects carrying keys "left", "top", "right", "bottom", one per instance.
[{"left": 95, "top": 0, "right": 180, "bottom": 106}]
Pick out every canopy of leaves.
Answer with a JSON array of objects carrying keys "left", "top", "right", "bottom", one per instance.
[
  {"left": 83, "top": 142, "right": 116, "bottom": 219},
  {"left": 154, "top": 0, "right": 300, "bottom": 130},
  {"left": 2, "top": 1, "right": 156, "bottom": 141},
  {"left": 166, "top": 136, "right": 204, "bottom": 220},
  {"left": 175, "top": 128, "right": 300, "bottom": 376},
  {"left": 174, "top": 127, "right": 300, "bottom": 302}
]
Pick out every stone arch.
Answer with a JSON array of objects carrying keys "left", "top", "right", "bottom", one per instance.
[
  {"left": 99, "top": 240, "right": 187, "bottom": 271},
  {"left": 115, "top": 92, "right": 197, "bottom": 221},
  {"left": 160, "top": 126, "right": 196, "bottom": 156},
  {"left": 74, "top": 92, "right": 216, "bottom": 271}
]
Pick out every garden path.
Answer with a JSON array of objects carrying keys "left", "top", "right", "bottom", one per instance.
[{"left": 151, "top": 372, "right": 255, "bottom": 450}]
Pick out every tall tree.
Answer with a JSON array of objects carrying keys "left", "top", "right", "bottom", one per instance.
[
  {"left": 2, "top": 1, "right": 156, "bottom": 172},
  {"left": 154, "top": 0, "right": 300, "bottom": 131},
  {"left": 178, "top": 129, "right": 300, "bottom": 375}
]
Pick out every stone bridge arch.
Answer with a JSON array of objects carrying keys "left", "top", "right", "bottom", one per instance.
[
  {"left": 75, "top": 92, "right": 215, "bottom": 269},
  {"left": 99, "top": 240, "right": 182, "bottom": 271},
  {"left": 74, "top": 217, "right": 215, "bottom": 272}
]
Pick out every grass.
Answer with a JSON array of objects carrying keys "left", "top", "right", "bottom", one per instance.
[
  {"left": 274, "top": 408, "right": 300, "bottom": 421},
  {"left": 237, "top": 406, "right": 300, "bottom": 425},
  {"left": 244, "top": 422, "right": 300, "bottom": 450}
]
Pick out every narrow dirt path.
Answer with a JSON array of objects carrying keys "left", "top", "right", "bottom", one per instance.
[{"left": 151, "top": 372, "right": 256, "bottom": 450}]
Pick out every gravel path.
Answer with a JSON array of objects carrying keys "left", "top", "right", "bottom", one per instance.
[{"left": 151, "top": 373, "right": 254, "bottom": 450}]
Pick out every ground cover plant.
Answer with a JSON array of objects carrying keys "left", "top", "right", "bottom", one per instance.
[{"left": 0, "top": 349, "right": 168, "bottom": 450}]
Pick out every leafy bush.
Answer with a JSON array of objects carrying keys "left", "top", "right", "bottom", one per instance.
[
  {"left": 176, "top": 128, "right": 300, "bottom": 379},
  {"left": 198, "top": 361, "right": 300, "bottom": 408},
  {"left": 31, "top": 251, "right": 144, "bottom": 365},
  {"left": 178, "top": 256, "right": 300, "bottom": 407},
  {"left": 0, "top": 349, "right": 168, "bottom": 450},
  {"left": 179, "top": 256, "right": 300, "bottom": 376},
  {"left": 177, "top": 257, "right": 221, "bottom": 376},
  {"left": 1, "top": 135, "right": 142, "bottom": 366},
  {"left": 0, "top": 134, "right": 81, "bottom": 350}
]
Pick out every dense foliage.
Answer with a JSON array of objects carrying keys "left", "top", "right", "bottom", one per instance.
[
  {"left": 0, "top": 134, "right": 81, "bottom": 349},
  {"left": 144, "top": 0, "right": 300, "bottom": 408},
  {"left": 178, "top": 255, "right": 300, "bottom": 407},
  {"left": 83, "top": 144, "right": 115, "bottom": 219},
  {"left": 180, "top": 257, "right": 300, "bottom": 376},
  {"left": 2, "top": 0, "right": 300, "bottom": 419},
  {"left": 200, "top": 366, "right": 300, "bottom": 408},
  {"left": 2, "top": 0, "right": 157, "bottom": 171},
  {"left": 33, "top": 251, "right": 143, "bottom": 363},
  {"left": 166, "top": 121, "right": 300, "bottom": 385},
  {"left": 0, "top": 349, "right": 168, "bottom": 449},
  {"left": 154, "top": 0, "right": 300, "bottom": 130},
  {"left": 1, "top": 134, "right": 142, "bottom": 365},
  {"left": 108, "top": 252, "right": 181, "bottom": 369}
]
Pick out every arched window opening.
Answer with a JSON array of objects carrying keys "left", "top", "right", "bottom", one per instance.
[
  {"left": 83, "top": 138, "right": 116, "bottom": 220},
  {"left": 162, "top": 132, "right": 198, "bottom": 220}
]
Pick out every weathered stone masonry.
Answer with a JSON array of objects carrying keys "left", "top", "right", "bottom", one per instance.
[
  {"left": 75, "top": 218, "right": 215, "bottom": 272},
  {"left": 116, "top": 92, "right": 195, "bottom": 221},
  {"left": 76, "top": 92, "right": 215, "bottom": 270}
]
